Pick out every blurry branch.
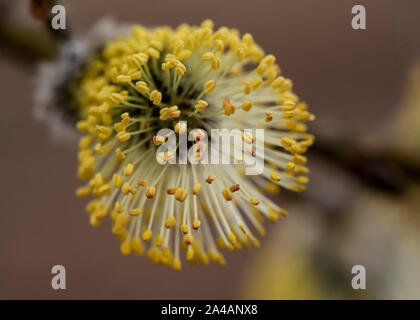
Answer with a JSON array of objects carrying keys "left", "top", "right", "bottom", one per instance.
[
  {"left": 311, "top": 122, "right": 420, "bottom": 195},
  {"left": 0, "top": 0, "right": 71, "bottom": 67}
]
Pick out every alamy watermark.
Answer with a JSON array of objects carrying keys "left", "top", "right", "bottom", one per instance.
[
  {"left": 51, "top": 5, "right": 66, "bottom": 30},
  {"left": 51, "top": 265, "right": 66, "bottom": 290},
  {"left": 351, "top": 265, "right": 366, "bottom": 290},
  {"left": 351, "top": 5, "right": 366, "bottom": 30},
  {"left": 154, "top": 122, "right": 264, "bottom": 175}
]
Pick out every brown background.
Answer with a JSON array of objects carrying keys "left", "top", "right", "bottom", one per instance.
[{"left": 0, "top": 0, "right": 420, "bottom": 299}]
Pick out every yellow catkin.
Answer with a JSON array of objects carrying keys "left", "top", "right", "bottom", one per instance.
[{"left": 73, "top": 21, "right": 313, "bottom": 269}]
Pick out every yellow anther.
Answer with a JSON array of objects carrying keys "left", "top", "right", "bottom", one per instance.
[
  {"left": 271, "top": 76, "right": 285, "bottom": 89},
  {"left": 94, "top": 143, "right": 111, "bottom": 155},
  {"left": 76, "top": 186, "right": 91, "bottom": 197},
  {"left": 265, "top": 111, "right": 273, "bottom": 122},
  {"left": 96, "top": 209, "right": 107, "bottom": 219},
  {"left": 167, "top": 187, "right": 178, "bottom": 194},
  {"left": 297, "top": 166, "right": 310, "bottom": 174},
  {"left": 174, "top": 122, "right": 187, "bottom": 134},
  {"left": 121, "top": 112, "right": 129, "bottom": 120},
  {"left": 202, "top": 52, "right": 214, "bottom": 61},
  {"left": 128, "top": 69, "right": 142, "bottom": 80},
  {"left": 200, "top": 19, "right": 214, "bottom": 29},
  {"left": 228, "top": 233, "right": 237, "bottom": 244},
  {"left": 192, "top": 219, "right": 201, "bottom": 230},
  {"left": 286, "top": 161, "right": 295, "bottom": 171},
  {"left": 270, "top": 172, "right": 280, "bottom": 181},
  {"left": 159, "top": 105, "right": 180, "bottom": 120},
  {"left": 217, "top": 236, "right": 226, "bottom": 249},
  {"left": 137, "top": 179, "right": 147, "bottom": 187},
  {"left": 206, "top": 174, "right": 215, "bottom": 184},
  {"left": 242, "top": 33, "right": 254, "bottom": 46},
  {"left": 283, "top": 99, "right": 296, "bottom": 108},
  {"left": 175, "top": 188, "right": 188, "bottom": 202},
  {"left": 173, "top": 40, "right": 184, "bottom": 57},
  {"left": 244, "top": 81, "right": 252, "bottom": 95},
  {"left": 280, "top": 78, "right": 292, "bottom": 92},
  {"left": 129, "top": 53, "right": 148, "bottom": 68},
  {"left": 297, "top": 176, "right": 309, "bottom": 184},
  {"left": 180, "top": 224, "right": 188, "bottom": 234},
  {"left": 165, "top": 216, "right": 176, "bottom": 229},
  {"left": 192, "top": 182, "right": 201, "bottom": 195},
  {"left": 195, "top": 100, "right": 208, "bottom": 112},
  {"left": 186, "top": 248, "right": 194, "bottom": 262},
  {"left": 175, "top": 63, "right": 186, "bottom": 76},
  {"left": 173, "top": 259, "right": 181, "bottom": 271},
  {"left": 116, "top": 131, "right": 131, "bottom": 142},
  {"left": 142, "top": 230, "right": 153, "bottom": 241},
  {"left": 116, "top": 75, "right": 131, "bottom": 84},
  {"left": 291, "top": 144, "right": 303, "bottom": 154},
  {"left": 222, "top": 99, "right": 235, "bottom": 116},
  {"left": 251, "top": 77, "right": 263, "bottom": 90},
  {"left": 96, "top": 125, "right": 113, "bottom": 140},
  {"left": 123, "top": 163, "right": 134, "bottom": 176},
  {"left": 86, "top": 200, "right": 102, "bottom": 214},
  {"left": 115, "top": 148, "right": 126, "bottom": 160},
  {"left": 76, "top": 120, "right": 90, "bottom": 132},
  {"left": 261, "top": 54, "right": 275, "bottom": 66},
  {"left": 211, "top": 56, "right": 221, "bottom": 69},
  {"left": 256, "top": 63, "right": 268, "bottom": 75},
  {"left": 249, "top": 235, "right": 261, "bottom": 247},
  {"left": 147, "top": 47, "right": 160, "bottom": 59},
  {"left": 177, "top": 50, "right": 192, "bottom": 60},
  {"left": 147, "top": 247, "right": 160, "bottom": 263},
  {"left": 79, "top": 135, "right": 92, "bottom": 149},
  {"left": 169, "top": 105, "right": 181, "bottom": 116},
  {"left": 112, "top": 173, "right": 123, "bottom": 188},
  {"left": 229, "top": 184, "right": 240, "bottom": 193},
  {"left": 250, "top": 198, "right": 260, "bottom": 205},
  {"left": 114, "top": 202, "right": 124, "bottom": 213},
  {"left": 183, "top": 234, "right": 194, "bottom": 245},
  {"left": 266, "top": 66, "right": 279, "bottom": 85},
  {"left": 122, "top": 182, "right": 131, "bottom": 195},
  {"left": 129, "top": 208, "right": 142, "bottom": 216},
  {"left": 281, "top": 137, "right": 295, "bottom": 148},
  {"left": 130, "top": 237, "right": 145, "bottom": 255},
  {"left": 105, "top": 93, "right": 126, "bottom": 106},
  {"left": 283, "top": 111, "right": 294, "bottom": 119},
  {"left": 235, "top": 47, "right": 245, "bottom": 61},
  {"left": 150, "top": 40, "right": 163, "bottom": 50},
  {"left": 115, "top": 212, "right": 128, "bottom": 227},
  {"left": 222, "top": 188, "right": 233, "bottom": 201},
  {"left": 215, "top": 39, "right": 224, "bottom": 52},
  {"left": 149, "top": 90, "right": 162, "bottom": 105},
  {"left": 279, "top": 208, "right": 288, "bottom": 217},
  {"left": 146, "top": 186, "right": 156, "bottom": 199},
  {"left": 268, "top": 209, "right": 279, "bottom": 223},
  {"left": 135, "top": 81, "right": 149, "bottom": 94},
  {"left": 155, "top": 235, "right": 163, "bottom": 247},
  {"left": 241, "top": 100, "right": 253, "bottom": 112},
  {"left": 93, "top": 173, "right": 103, "bottom": 187},
  {"left": 114, "top": 122, "right": 126, "bottom": 133},
  {"left": 204, "top": 80, "right": 216, "bottom": 93},
  {"left": 153, "top": 135, "right": 165, "bottom": 146},
  {"left": 120, "top": 242, "right": 131, "bottom": 256},
  {"left": 97, "top": 184, "right": 112, "bottom": 196}
]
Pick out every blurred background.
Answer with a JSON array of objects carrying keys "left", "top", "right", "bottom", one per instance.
[{"left": 1, "top": 0, "right": 420, "bottom": 299}]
